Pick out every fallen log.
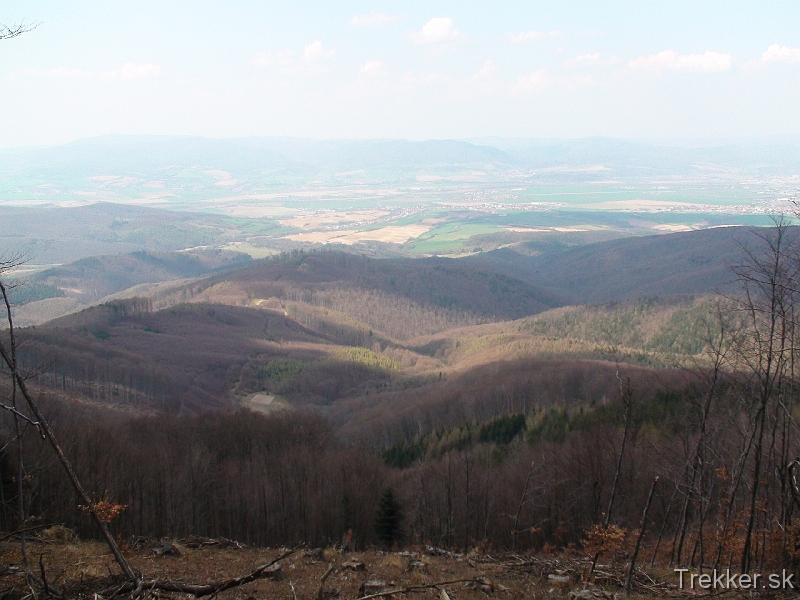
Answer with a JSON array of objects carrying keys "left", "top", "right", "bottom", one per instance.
[
  {"left": 356, "top": 578, "right": 481, "bottom": 600},
  {"left": 315, "top": 563, "right": 334, "bottom": 600},
  {"left": 179, "top": 536, "right": 247, "bottom": 550},
  {"left": 99, "top": 545, "right": 300, "bottom": 598}
]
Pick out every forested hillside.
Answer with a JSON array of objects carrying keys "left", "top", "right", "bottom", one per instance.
[
  {"left": 14, "top": 224, "right": 765, "bottom": 332},
  {"left": 22, "top": 299, "right": 392, "bottom": 412},
  {"left": 4, "top": 224, "right": 800, "bottom": 584},
  {"left": 12, "top": 248, "right": 253, "bottom": 327},
  {"left": 147, "top": 251, "right": 564, "bottom": 339},
  {"left": 25, "top": 249, "right": 252, "bottom": 304},
  {"left": 18, "top": 291, "right": 715, "bottom": 417},
  {"left": 467, "top": 225, "right": 758, "bottom": 302}
]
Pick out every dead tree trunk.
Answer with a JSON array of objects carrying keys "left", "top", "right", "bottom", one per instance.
[
  {"left": 626, "top": 476, "right": 658, "bottom": 597},
  {"left": 0, "top": 273, "right": 138, "bottom": 584},
  {"left": 591, "top": 362, "right": 634, "bottom": 575}
]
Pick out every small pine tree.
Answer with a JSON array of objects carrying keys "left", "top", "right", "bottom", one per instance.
[{"left": 374, "top": 486, "right": 403, "bottom": 547}]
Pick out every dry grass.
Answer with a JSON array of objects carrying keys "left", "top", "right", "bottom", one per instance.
[
  {"left": 284, "top": 224, "right": 433, "bottom": 245},
  {"left": 0, "top": 541, "right": 542, "bottom": 600},
  {"left": 0, "top": 539, "right": 707, "bottom": 599},
  {"left": 278, "top": 211, "right": 390, "bottom": 229},
  {"left": 240, "top": 393, "right": 290, "bottom": 415}
]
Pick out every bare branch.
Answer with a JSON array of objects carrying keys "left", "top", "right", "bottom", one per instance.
[
  {"left": 0, "top": 276, "right": 138, "bottom": 584},
  {"left": 100, "top": 546, "right": 301, "bottom": 598},
  {"left": 0, "top": 402, "right": 42, "bottom": 435},
  {"left": 0, "top": 523, "right": 59, "bottom": 544},
  {"left": 0, "top": 252, "right": 28, "bottom": 275},
  {"left": 0, "top": 21, "right": 39, "bottom": 41},
  {"left": 315, "top": 563, "right": 333, "bottom": 600},
  {"left": 356, "top": 578, "right": 480, "bottom": 600}
]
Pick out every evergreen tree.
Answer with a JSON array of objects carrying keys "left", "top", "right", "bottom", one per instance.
[{"left": 374, "top": 486, "right": 402, "bottom": 547}]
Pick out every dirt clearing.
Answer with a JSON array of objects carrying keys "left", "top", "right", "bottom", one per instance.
[{"left": 0, "top": 539, "right": 687, "bottom": 600}]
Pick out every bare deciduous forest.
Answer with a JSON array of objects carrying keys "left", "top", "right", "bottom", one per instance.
[{"left": 3, "top": 222, "right": 800, "bottom": 593}]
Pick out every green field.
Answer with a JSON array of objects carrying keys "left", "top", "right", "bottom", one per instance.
[{"left": 409, "top": 223, "right": 503, "bottom": 253}]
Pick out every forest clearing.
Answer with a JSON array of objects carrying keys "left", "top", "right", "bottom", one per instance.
[{"left": 0, "top": 535, "right": 703, "bottom": 600}]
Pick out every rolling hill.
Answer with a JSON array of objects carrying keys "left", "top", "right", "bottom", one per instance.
[
  {"left": 0, "top": 136, "right": 517, "bottom": 202},
  {"left": 23, "top": 300, "right": 365, "bottom": 413},
  {"left": 10, "top": 226, "right": 780, "bottom": 430},
  {"left": 2, "top": 139, "right": 796, "bottom": 563},
  {"left": 18, "top": 288, "right": 714, "bottom": 419},
  {"left": 26, "top": 249, "right": 252, "bottom": 304},
  {"left": 467, "top": 225, "right": 761, "bottom": 303},
  {"left": 0, "top": 202, "right": 281, "bottom": 265},
  {"left": 142, "top": 251, "right": 566, "bottom": 340},
  {"left": 14, "top": 221, "right": 767, "bottom": 334},
  {"left": 13, "top": 224, "right": 770, "bottom": 335},
  {"left": 11, "top": 248, "right": 252, "bottom": 327}
]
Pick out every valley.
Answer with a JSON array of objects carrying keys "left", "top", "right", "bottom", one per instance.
[
  {"left": 4, "top": 229, "right": 752, "bottom": 552},
  {"left": 1, "top": 137, "right": 792, "bottom": 276},
  {"left": 2, "top": 137, "right": 800, "bottom": 598}
]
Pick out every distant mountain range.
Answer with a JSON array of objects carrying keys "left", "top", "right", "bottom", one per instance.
[
  {"left": 2, "top": 135, "right": 800, "bottom": 201},
  {"left": 469, "top": 136, "right": 800, "bottom": 176}
]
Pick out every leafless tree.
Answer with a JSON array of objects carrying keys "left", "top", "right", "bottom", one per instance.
[
  {"left": 0, "top": 20, "right": 38, "bottom": 40},
  {"left": 728, "top": 220, "right": 798, "bottom": 572},
  {"left": 1, "top": 255, "right": 138, "bottom": 586},
  {"left": 589, "top": 353, "right": 636, "bottom": 574},
  {"left": 0, "top": 254, "right": 35, "bottom": 586}
]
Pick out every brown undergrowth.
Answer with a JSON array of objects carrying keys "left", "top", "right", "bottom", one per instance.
[{"left": 0, "top": 537, "right": 728, "bottom": 600}]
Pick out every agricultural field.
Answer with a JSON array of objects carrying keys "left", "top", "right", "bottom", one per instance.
[{"left": 1, "top": 137, "right": 794, "bottom": 270}]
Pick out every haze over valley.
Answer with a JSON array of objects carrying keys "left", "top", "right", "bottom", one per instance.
[{"left": 3, "top": 3, "right": 800, "bottom": 598}]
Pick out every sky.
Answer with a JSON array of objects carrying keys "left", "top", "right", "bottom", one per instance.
[{"left": 1, "top": 1, "right": 799, "bottom": 148}]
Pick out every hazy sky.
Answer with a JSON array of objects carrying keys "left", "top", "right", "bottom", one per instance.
[{"left": 1, "top": 1, "right": 799, "bottom": 148}]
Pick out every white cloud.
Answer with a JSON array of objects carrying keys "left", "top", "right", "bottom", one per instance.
[
  {"left": 509, "top": 30, "right": 559, "bottom": 43},
  {"left": 573, "top": 53, "right": 602, "bottom": 65},
  {"left": 456, "top": 60, "right": 499, "bottom": 95},
  {"left": 360, "top": 60, "right": 388, "bottom": 76},
  {"left": 102, "top": 63, "right": 161, "bottom": 80},
  {"left": 629, "top": 50, "right": 732, "bottom": 73},
  {"left": 760, "top": 44, "right": 800, "bottom": 64},
  {"left": 412, "top": 17, "right": 464, "bottom": 44},
  {"left": 304, "top": 40, "right": 335, "bottom": 60},
  {"left": 514, "top": 69, "right": 549, "bottom": 92},
  {"left": 470, "top": 60, "right": 497, "bottom": 81},
  {"left": 350, "top": 12, "right": 399, "bottom": 27}
]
